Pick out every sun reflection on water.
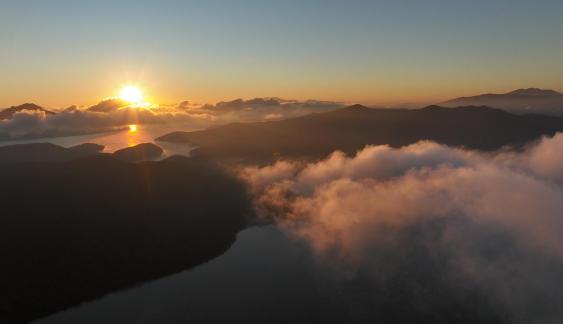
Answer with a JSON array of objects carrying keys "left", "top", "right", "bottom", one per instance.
[{"left": 127, "top": 124, "right": 139, "bottom": 147}]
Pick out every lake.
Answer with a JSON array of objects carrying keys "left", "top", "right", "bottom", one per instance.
[
  {"left": 0, "top": 124, "right": 196, "bottom": 157},
  {"left": 32, "top": 225, "right": 356, "bottom": 324}
]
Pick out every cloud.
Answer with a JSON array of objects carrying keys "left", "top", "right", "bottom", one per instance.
[
  {"left": 87, "top": 98, "right": 129, "bottom": 113},
  {"left": 515, "top": 133, "right": 563, "bottom": 182},
  {"left": 198, "top": 97, "right": 344, "bottom": 122},
  {"left": 0, "top": 103, "right": 217, "bottom": 140},
  {"left": 240, "top": 135, "right": 563, "bottom": 323},
  {"left": 0, "top": 98, "right": 343, "bottom": 140}
]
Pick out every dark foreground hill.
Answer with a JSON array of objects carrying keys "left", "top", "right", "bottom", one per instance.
[
  {"left": 113, "top": 142, "right": 164, "bottom": 162},
  {"left": 0, "top": 145, "right": 251, "bottom": 323},
  {"left": 0, "top": 142, "right": 163, "bottom": 164},
  {"left": 157, "top": 105, "right": 563, "bottom": 161},
  {"left": 0, "top": 142, "right": 104, "bottom": 163}
]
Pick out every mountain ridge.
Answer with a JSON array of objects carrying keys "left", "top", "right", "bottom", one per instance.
[
  {"left": 0, "top": 103, "right": 56, "bottom": 120},
  {"left": 441, "top": 88, "right": 563, "bottom": 115},
  {"left": 157, "top": 104, "right": 563, "bottom": 161}
]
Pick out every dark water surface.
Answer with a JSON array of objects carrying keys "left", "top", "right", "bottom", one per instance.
[
  {"left": 29, "top": 220, "right": 548, "bottom": 323},
  {"left": 33, "top": 226, "right": 351, "bottom": 324}
]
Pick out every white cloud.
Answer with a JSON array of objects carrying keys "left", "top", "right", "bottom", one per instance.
[
  {"left": 0, "top": 98, "right": 343, "bottom": 140},
  {"left": 241, "top": 135, "right": 563, "bottom": 323}
]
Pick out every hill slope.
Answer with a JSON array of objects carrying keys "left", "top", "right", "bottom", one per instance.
[
  {"left": 157, "top": 105, "right": 563, "bottom": 161},
  {"left": 0, "top": 143, "right": 103, "bottom": 163},
  {"left": 0, "top": 151, "right": 250, "bottom": 323}
]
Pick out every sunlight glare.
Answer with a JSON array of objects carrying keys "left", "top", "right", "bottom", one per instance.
[{"left": 120, "top": 86, "right": 144, "bottom": 104}]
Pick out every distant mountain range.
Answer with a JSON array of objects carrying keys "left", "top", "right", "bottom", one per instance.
[
  {"left": 0, "top": 103, "right": 55, "bottom": 120},
  {"left": 157, "top": 104, "right": 563, "bottom": 161},
  {"left": 440, "top": 88, "right": 563, "bottom": 115},
  {"left": 2, "top": 88, "right": 562, "bottom": 122}
]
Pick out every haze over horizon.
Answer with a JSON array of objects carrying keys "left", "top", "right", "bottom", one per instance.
[{"left": 2, "top": 0, "right": 563, "bottom": 107}]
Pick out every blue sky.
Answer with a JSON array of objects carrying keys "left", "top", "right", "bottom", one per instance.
[{"left": 1, "top": 0, "right": 562, "bottom": 106}]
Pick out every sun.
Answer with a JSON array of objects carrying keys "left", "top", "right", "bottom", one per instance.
[{"left": 120, "top": 86, "right": 144, "bottom": 104}]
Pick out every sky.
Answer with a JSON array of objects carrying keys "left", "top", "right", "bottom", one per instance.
[{"left": 1, "top": 0, "right": 563, "bottom": 108}]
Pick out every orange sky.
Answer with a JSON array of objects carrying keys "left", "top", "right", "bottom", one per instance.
[{"left": 2, "top": 1, "right": 562, "bottom": 108}]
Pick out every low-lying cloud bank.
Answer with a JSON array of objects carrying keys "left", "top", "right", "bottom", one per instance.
[
  {"left": 0, "top": 98, "right": 343, "bottom": 140},
  {"left": 241, "top": 134, "right": 563, "bottom": 323}
]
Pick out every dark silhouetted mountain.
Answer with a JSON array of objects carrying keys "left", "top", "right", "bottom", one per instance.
[
  {"left": 112, "top": 143, "right": 164, "bottom": 162},
  {"left": 0, "top": 153, "right": 250, "bottom": 323},
  {"left": 68, "top": 143, "right": 105, "bottom": 155},
  {"left": 0, "top": 142, "right": 166, "bottom": 165},
  {"left": 441, "top": 88, "right": 563, "bottom": 115},
  {"left": 0, "top": 103, "right": 56, "bottom": 120},
  {"left": 0, "top": 142, "right": 104, "bottom": 163},
  {"left": 507, "top": 88, "right": 561, "bottom": 96},
  {"left": 157, "top": 105, "right": 563, "bottom": 161}
]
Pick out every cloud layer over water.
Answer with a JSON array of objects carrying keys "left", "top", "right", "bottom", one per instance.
[
  {"left": 0, "top": 98, "right": 343, "bottom": 140},
  {"left": 241, "top": 134, "right": 563, "bottom": 323}
]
